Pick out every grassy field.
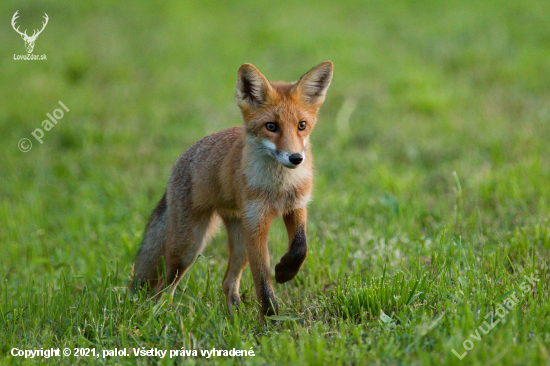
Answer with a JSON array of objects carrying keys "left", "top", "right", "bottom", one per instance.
[{"left": 1, "top": 0, "right": 550, "bottom": 364}]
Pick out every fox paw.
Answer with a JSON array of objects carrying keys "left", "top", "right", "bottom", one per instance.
[{"left": 275, "top": 255, "right": 301, "bottom": 283}]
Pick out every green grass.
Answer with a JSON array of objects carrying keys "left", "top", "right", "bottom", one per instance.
[{"left": 1, "top": 0, "right": 550, "bottom": 364}]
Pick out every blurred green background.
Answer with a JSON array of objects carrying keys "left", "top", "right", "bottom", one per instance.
[{"left": 1, "top": 0, "right": 549, "bottom": 364}]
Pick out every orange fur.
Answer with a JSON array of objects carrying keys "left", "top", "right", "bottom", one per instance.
[{"left": 133, "top": 61, "right": 333, "bottom": 320}]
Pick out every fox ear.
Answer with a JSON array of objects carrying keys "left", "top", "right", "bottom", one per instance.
[
  {"left": 295, "top": 61, "right": 333, "bottom": 107},
  {"left": 236, "top": 64, "right": 272, "bottom": 110}
]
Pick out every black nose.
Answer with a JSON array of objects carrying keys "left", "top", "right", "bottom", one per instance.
[{"left": 289, "top": 154, "right": 303, "bottom": 165}]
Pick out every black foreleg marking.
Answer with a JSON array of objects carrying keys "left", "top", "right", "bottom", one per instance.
[
  {"left": 260, "top": 278, "right": 279, "bottom": 316},
  {"left": 275, "top": 225, "right": 307, "bottom": 284}
]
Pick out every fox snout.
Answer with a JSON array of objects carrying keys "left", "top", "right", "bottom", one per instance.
[
  {"left": 277, "top": 151, "right": 304, "bottom": 169},
  {"left": 260, "top": 139, "right": 305, "bottom": 169},
  {"left": 273, "top": 149, "right": 305, "bottom": 169},
  {"left": 288, "top": 153, "right": 303, "bottom": 166}
]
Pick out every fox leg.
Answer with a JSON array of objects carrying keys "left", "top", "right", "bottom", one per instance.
[
  {"left": 153, "top": 210, "right": 220, "bottom": 296},
  {"left": 275, "top": 207, "right": 308, "bottom": 284},
  {"left": 221, "top": 218, "right": 248, "bottom": 314},
  {"left": 243, "top": 207, "right": 278, "bottom": 319}
]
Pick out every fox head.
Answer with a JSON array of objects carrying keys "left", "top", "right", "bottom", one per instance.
[{"left": 235, "top": 61, "right": 333, "bottom": 169}]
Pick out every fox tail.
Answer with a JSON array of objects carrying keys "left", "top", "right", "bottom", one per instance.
[{"left": 132, "top": 193, "right": 168, "bottom": 291}]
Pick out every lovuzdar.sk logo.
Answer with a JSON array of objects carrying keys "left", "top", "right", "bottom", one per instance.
[{"left": 12, "top": 10, "right": 48, "bottom": 61}]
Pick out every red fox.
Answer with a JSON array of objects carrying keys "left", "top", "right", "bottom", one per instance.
[{"left": 133, "top": 61, "right": 333, "bottom": 320}]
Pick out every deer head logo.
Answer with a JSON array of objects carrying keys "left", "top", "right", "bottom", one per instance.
[{"left": 11, "top": 11, "right": 49, "bottom": 54}]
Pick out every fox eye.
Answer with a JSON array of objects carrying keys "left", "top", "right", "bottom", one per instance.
[
  {"left": 265, "top": 122, "right": 279, "bottom": 132},
  {"left": 298, "top": 121, "right": 307, "bottom": 130}
]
